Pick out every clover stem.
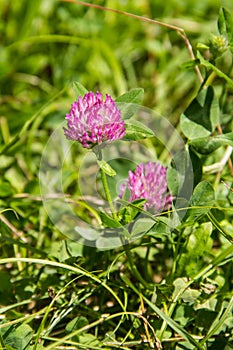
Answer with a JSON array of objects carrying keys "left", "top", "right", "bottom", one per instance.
[
  {"left": 94, "top": 146, "right": 117, "bottom": 220},
  {"left": 124, "top": 244, "right": 151, "bottom": 290},
  {"left": 97, "top": 149, "right": 150, "bottom": 288},
  {"left": 100, "top": 167, "right": 118, "bottom": 221}
]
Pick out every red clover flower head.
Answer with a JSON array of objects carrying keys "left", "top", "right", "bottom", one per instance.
[
  {"left": 64, "top": 92, "right": 126, "bottom": 148},
  {"left": 120, "top": 161, "right": 173, "bottom": 212}
]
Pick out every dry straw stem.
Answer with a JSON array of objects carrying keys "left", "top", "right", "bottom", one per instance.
[
  {"left": 60, "top": 0, "right": 203, "bottom": 83},
  {"left": 0, "top": 213, "right": 26, "bottom": 242}
]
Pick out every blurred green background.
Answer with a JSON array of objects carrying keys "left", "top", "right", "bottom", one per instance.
[
  {"left": 0, "top": 3, "right": 233, "bottom": 348},
  {"left": 1, "top": 0, "right": 233, "bottom": 139}
]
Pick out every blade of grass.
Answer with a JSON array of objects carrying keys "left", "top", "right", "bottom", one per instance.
[
  {"left": 44, "top": 311, "right": 157, "bottom": 350},
  {"left": 33, "top": 276, "right": 81, "bottom": 349},
  {"left": 0, "top": 335, "right": 6, "bottom": 349},
  {"left": 0, "top": 307, "right": 47, "bottom": 330},
  {"left": 0, "top": 257, "right": 125, "bottom": 312},
  {"left": 120, "top": 274, "right": 205, "bottom": 350},
  {"left": 207, "top": 211, "right": 233, "bottom": 243},
  {"left": 0, "top": 87, "right": 66, "bottom": 156},
  {"left": 158, "top": 242, "right": 233, "bottom": 340},
  {"left": 200, "top": 295, "right": 233, "bottom": 345}
]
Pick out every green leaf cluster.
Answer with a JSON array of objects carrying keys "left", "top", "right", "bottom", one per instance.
[{"left": 1, "top": 2, "right": 233, "bottom": 350}]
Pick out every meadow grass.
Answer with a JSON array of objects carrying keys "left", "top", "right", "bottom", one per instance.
[{"left": 0, "top": 1, "right": 233, "bottom": 349}]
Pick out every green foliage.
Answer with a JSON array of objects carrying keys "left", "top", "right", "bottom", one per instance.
[
  {"left": 177, "top": 222, "right": 213, "bottom": 276},
  {"left": 189, "top": 132, "right": 233, "bottom": 154},
  {"left": 187, "top": 181, "right": 215, "bottom": 221},
  {"left": 72, "top": 81, "right": 89, "bottom": 98},
  {"left": 1, "top": 1, "right": 233, "bottom": 349},
  {"left": 218, "top": 8, "right": 233, "bottom": 49},
  {"left": 180, "top": 86, "right": 219, "bottom": 140},
  {"left": 115, "top": 88, "right": 144, "bottom": 105},
  {"left": 97, "top": 159, "right": 116, "bottom": 177},
  {"left": 0, "top": 324, "right": 34, "bottom": 350},
  {"left": 123, "top": 119, "right": 154, "bottom": 141}
]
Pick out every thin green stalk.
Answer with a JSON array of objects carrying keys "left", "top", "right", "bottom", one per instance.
[
  {"left": 13, "top": 245, "right": 24, "bottom": 272},
  {"left": 100, "top": 172, "right": 149, "bottom": 287},
  {"left": 76, "top": 199, "right": 102, "bottom": 226},
  {"left": 170, "top": 227, "right": 185, "bottom": 276},
  {"left": 123, "top": 275, "right": 205, "bottom": 350},
  {"left": 0, "top": 88, "right": 66, "bottom": 156},
  {"left": 143, "top": 242, "right": 152, "bottom": 281},
  {"left": 33, "top": 276, "right": 80, "bottom": 349},
  {"left": 0, "top": 117, "right": 10, "bottom": 144},
  {"left": 0, "top": 307, "right": 47, "bottom": 330},
  {"left": 0, "top": 334, "right": 6, "bottom": 349},
  {"left": 207, "top": 211, "right": 233, "bottom": 243},
  {"left": 203, "top": 71, "right": 217, "bottom": 88},
  {"left": 44, "top": 317, "right": 107, "bottom": 350},
  {"left": 44, "top": 311, "right": 156, "bottom": 350},
  {"left": 124, "top": 244, "right": 150, "bottom": 290},
  {"left": 97, "top": 155, "right": 150, "bottom": 288},
  {"left": 0, "top": 258, "right": 125, "bottom": 312},
  {"left": 100, "top": 167, "right": 117, "bottom": 221}
]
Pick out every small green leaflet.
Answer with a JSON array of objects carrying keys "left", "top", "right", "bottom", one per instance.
[
  {"left": 123, "top": 119, "right": 154, "bottom": 141},
  {"left": 72, "top": 81, "right": 88, "bottom": 97},
  {"left": 97, "top": 160, "right": 116, "bottom": 177}
]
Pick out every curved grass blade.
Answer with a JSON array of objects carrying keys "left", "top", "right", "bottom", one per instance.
[
  {"left": 122, "top": 274, "right": 205, "bottom": 350},
  {"left": 0, "top": 257, "right": 125, "bottom": 312}
]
